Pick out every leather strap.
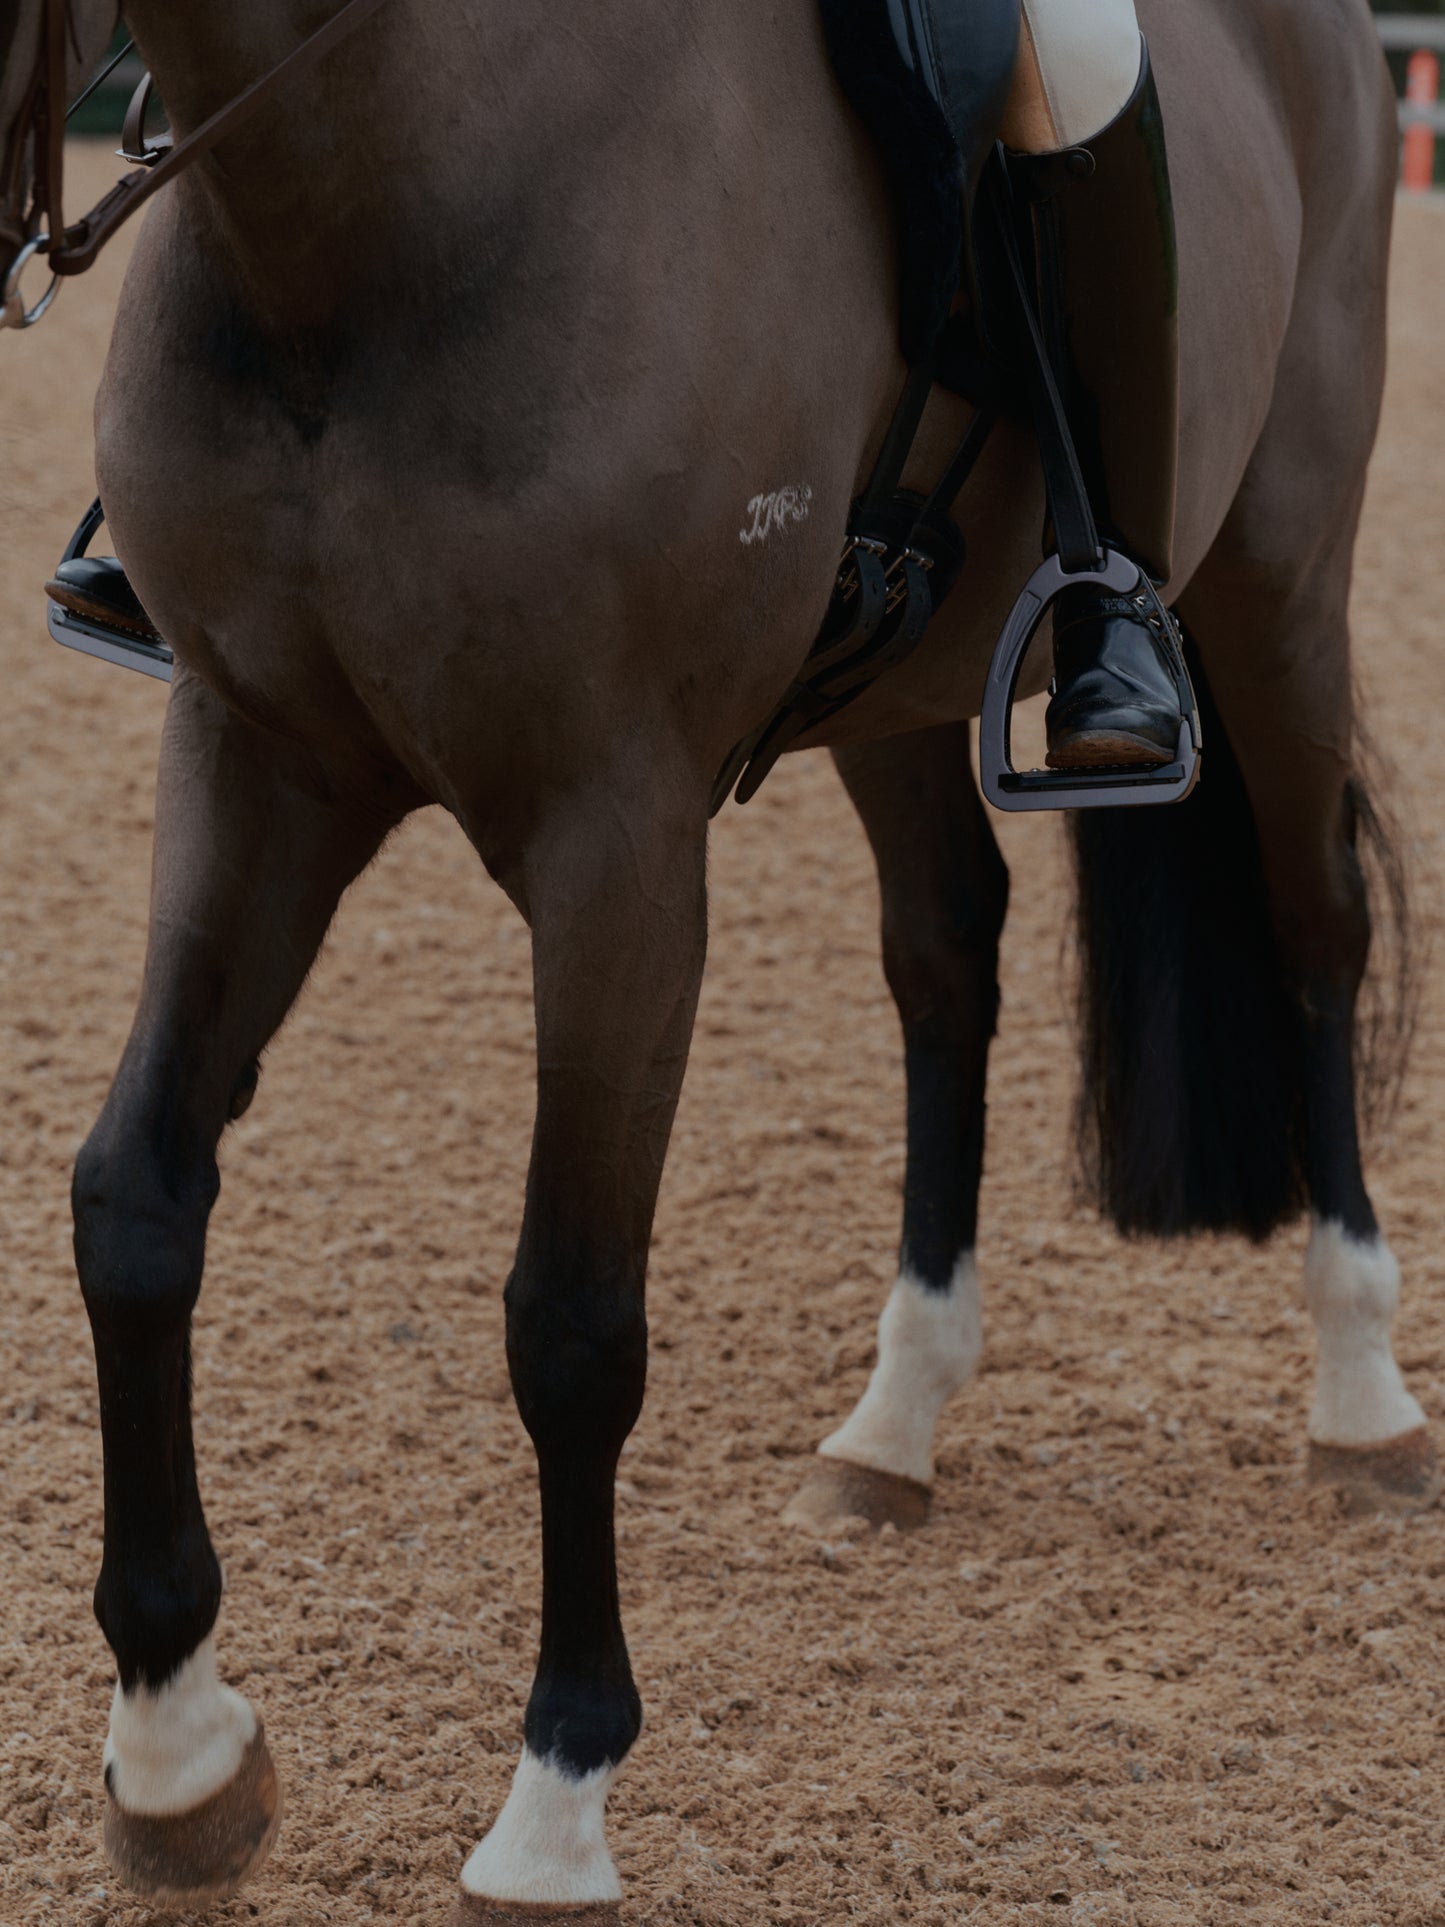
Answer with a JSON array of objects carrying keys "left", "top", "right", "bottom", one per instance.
[
  {"left": 980, "top": 153, "right": 1102, "bottom": 574},
  {"left": 48, "top": 0, "right": 393, "bottom": 276},
  {"left": 0, "top": 66, "right": 43, "bottom": 254},
  {"left": 120, "top": 73, "right": 171, "bottom": 166},
  {"left": 42, "top": 0, "right": 69, "bottom": 253}
]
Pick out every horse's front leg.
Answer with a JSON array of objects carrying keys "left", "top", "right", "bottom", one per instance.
[
  {"left": 73, "top": 674, "right": 397, "bottom": 1907},
  {"left": 786, "top": 726, "right": 1009, "bottom": 1533},
  {"left": 455, "top": 758, "right": 708, "bottom": 1924}
]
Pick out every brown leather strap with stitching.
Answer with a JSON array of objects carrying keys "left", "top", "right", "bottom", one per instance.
[
  {"left": 0, "top": 66, "right": 43, "bottom": 253},
  {"left": 43, "top": 0, "right": 69, "bottom": 250},
  {"left": 46, "top": 0, "right": 393, "bottom": 277}
]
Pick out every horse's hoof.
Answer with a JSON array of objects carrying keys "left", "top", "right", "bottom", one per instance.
[
  {"left": 103, "top": 1721, "right": 281, "bottom": 1908},
  {"left": 783, "top": 1455, "right": 932, "bottom": 1532},
  {"left": 448, "top": 1897, "right": 622, "bottom": 1925},
  {"left": 1307, "top": 1425, "right": 1441, "bottom": 1515}
]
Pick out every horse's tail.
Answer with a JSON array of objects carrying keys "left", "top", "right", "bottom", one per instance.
[{"left": 1068, "top": 643, "right": 1417, "bottom": 1241}]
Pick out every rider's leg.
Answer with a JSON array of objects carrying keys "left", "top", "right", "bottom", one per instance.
[{"left": 1002, "top": 6, "right": 1183, "bottom": 770}]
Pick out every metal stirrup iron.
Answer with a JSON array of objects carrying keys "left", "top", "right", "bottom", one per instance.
[{"left": 974, "top": 153, "right": 1201, "bottom": 813}]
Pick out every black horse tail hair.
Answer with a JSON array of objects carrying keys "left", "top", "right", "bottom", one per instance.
[{"left": 1068, "top": 639, "right": 1418, "bottom": 1241}]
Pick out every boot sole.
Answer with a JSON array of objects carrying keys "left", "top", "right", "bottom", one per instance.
[
  {"left": 1045, "top": 731, "right": 1174, "bottom": 772},
  {"left": 45, "top": 580, "right": 162, "bottom": 644}
]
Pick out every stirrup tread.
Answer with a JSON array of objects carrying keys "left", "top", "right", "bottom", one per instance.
[
  {"left": 978, "top": 550, "right": 1201, "bottom": 814},
  {"left": 44, "top": 499, "right": 174, "bottom": 683}
]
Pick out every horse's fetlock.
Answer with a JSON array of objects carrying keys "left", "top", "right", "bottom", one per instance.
[
  {"left": 524, "top": 1671, "right": 642, "bottom": 1777},
  {"left": 96, "top": 1529, "right": 224, "bottom": 1694},
  {"left": 1305, "top": 1220, "right": 1400, "bottom": 1339}
]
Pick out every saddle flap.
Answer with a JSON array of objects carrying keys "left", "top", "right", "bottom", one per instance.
[{"left": 819, "top": 0, "right": 1019, "bottom": 360}]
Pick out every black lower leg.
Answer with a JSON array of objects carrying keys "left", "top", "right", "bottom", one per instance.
[
  {"left": 1294, "top": 994, "right": 1376, "bottom": 1240},
  {"left": 73, "top": 679, "right": 397, "bottom": 1696},
  {"left": 1272, "top": 789, "right": 1379, "bottom": 1242},
  {"left": 75, "top": 1125, "right": 222, "bottom": 1691},
  {"left": 500, "top": 779, "right": 707, "bottom": 1777},
  {"left": 508, "top": 1240, "right": 647, "bottom": 1771},
  {"left": 836, "top": 726, "right": 1009, "bottom": 1289}
]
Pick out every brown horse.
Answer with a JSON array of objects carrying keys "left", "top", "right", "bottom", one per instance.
[{"left": 0, "top": 0, "right": 1427, "bottom": 1917}]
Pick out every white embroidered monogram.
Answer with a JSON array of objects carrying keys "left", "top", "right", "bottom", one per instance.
[{"left": 738, "top": 485, "right": 814, "bottom": 546}]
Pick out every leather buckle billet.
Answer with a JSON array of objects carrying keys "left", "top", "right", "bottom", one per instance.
[
  {"left": 978, "top": 548, "right": 1201, "bottom": 813},
  {"left": 118, "top": 73, "right": 174, "bottom": 167},
  {"left": 45, "top": 499, "right": 174, "bottom": 682}
]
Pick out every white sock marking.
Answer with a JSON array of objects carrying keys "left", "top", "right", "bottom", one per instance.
[
  {"left": 819, "top": 1258, "right": 982, "bottom": 1486},
  {"left": 460, "top": 1747, "right": 621, "bottom": 1905},
  {"left": 103, "top": 1635, "right": 257, "bottom": 1817},
  {"left": 1304, "top": 1218, "right": 1425, "bottom": 1447}
]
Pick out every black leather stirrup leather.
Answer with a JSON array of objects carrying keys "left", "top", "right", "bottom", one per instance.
[
  {"left": 974, "top": 47, "right": 1201, "bottom": 815},
  {"left": 711, "top": 0, "right": 1022, "bottom": 813}
]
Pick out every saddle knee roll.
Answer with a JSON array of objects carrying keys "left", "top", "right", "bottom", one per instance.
[{"left": 1004, "top": 0, "right": 1143, "bottom": 153}]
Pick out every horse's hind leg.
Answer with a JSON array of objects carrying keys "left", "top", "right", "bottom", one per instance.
[
  {"left": 73, "top": 676, "right": 397, "bottom": 1906},
  {"left": 1180, "top": 328, "right": 1435, "bottom": 1514},
  {"left": 786, "top": 725, "right": 1008, "bottom": 1533},
  {"left": 1180, "top": 634, "right": 1435, "bottom": 1510},
  {"left": 453, "top": 757, "right": 707, "bottom": 1922}
]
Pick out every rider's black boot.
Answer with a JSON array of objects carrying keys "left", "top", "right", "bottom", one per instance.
[
  {"left": 46, "top": 554, "right": 161, "bottom": 643},
  {"left": 1007, "top": 42, "right": 1182, "bottom": 770}
]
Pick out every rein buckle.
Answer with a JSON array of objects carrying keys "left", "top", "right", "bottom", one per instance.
[{"left": 2, "top": 235, "right": 60, "bottom": 330}]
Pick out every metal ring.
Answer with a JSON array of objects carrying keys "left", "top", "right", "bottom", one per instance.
[{"left": 2, "top": 235, "right": 60, "bottom": 330}]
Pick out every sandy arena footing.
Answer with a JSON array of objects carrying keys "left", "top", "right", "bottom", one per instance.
[{"left": 3, "top": 149, "right": 1445, "bottom": 1925}]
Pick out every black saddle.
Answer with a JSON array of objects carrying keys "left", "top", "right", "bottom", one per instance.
[{"left": 818, "top": 0, "right": 1019, "bottom": 363}]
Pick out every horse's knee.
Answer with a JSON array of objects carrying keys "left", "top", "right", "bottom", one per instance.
[
  {"left": 504, "top": 1263, "right": 648, "bottom": 1462},
  {"left": 73, "top": 1127, "right": 217, "bottom": 1328},
  {"left": 1280, "top": 877, "right": 1370, "bottom": 1007}
]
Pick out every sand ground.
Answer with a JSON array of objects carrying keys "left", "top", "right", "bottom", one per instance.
[{"left": 3, "top": 148, "right": 1445, "bottom": 1927}]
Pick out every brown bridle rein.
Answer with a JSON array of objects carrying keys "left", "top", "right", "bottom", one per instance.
[{"left": 2, "top": 0, "right": 393, "bottom": 329}]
